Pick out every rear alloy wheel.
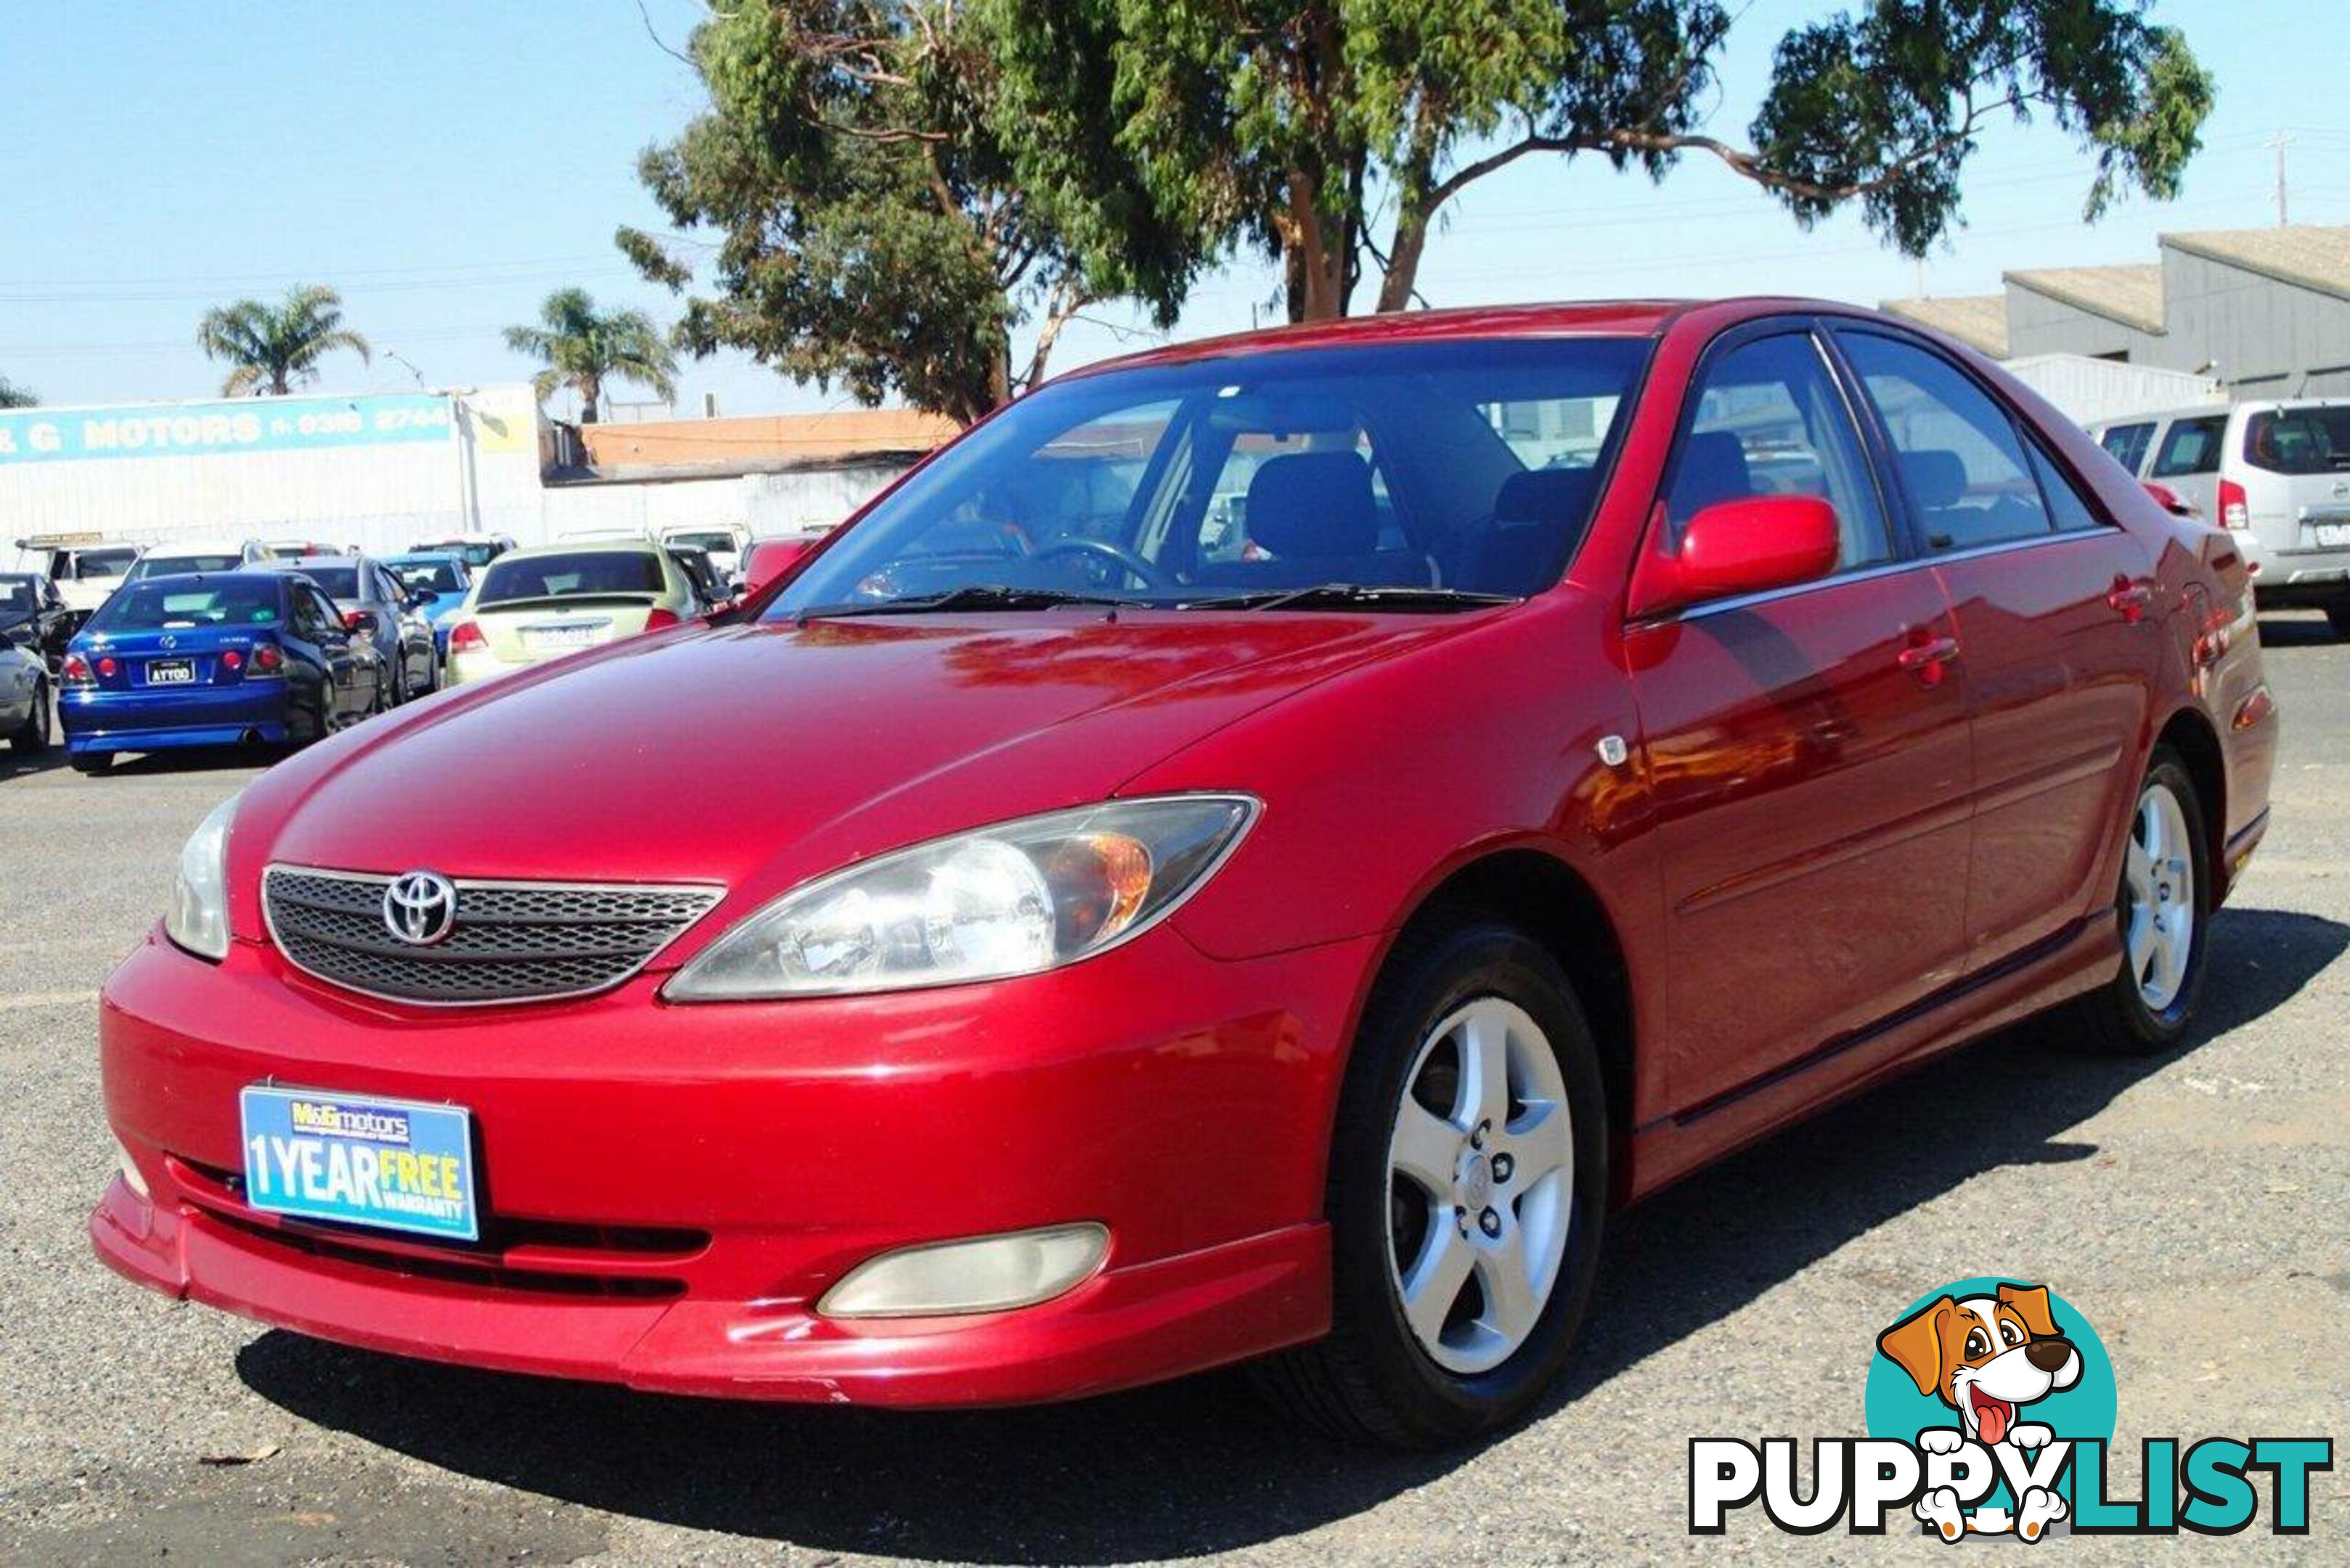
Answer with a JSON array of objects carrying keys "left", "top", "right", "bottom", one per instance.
[
  {"left": 2067, "top": 748, "right": 2209, "bottom": 1054},
  {"left": 10, "top": 680, "right": 51, "bottom": 754},
  {"left": 1252, "top": 918, "right": 1606, "bottom": 1447}
]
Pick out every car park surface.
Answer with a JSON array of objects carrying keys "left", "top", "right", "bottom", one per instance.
[
  {"left": 0, "top": 611, "right": 2339, "bottom": 1558},
  {"left": 75, "top": 300, "right": 2280, "bottom": 1451}
]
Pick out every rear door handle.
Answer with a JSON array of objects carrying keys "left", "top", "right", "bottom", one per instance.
[{"left": 2108, "top": 579, "right": 2154, "bottom": 621}]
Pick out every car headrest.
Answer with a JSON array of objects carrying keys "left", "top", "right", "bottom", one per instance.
[
  {"left": 1493, "top": 468, "right": 1598, "bottom": 528},
  {"left": 1246, "top": 452, "right": 1379, "bottom": 556},
  {"left": 1674, "top": 432, "right": 1753, "bottom": 515},
  {"left": 1901, "top": 449, "right": 1968, "bottom": 509}
]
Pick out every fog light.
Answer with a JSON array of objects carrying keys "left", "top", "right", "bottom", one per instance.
[
  {"left": 817, "top": 1223, "right": 1108, "bottom": 1319},
  {"left": 115, "top": 1138, "right": 149, "bottom": 1199}
]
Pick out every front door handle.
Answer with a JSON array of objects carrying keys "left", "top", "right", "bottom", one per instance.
[{"left": 1897, "top": 633, "right": 1961, "bottom": 683}]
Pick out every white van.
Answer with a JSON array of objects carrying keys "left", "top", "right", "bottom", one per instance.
[
  {"left": 2091, "top": 400, "right": 2350, "bottom": 633},
  {"left": 14, "top": 534, "right": 144, "bottom": 618}
]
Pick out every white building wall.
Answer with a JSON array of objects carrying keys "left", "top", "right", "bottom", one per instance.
[{"left": 2000, "top": 354, "right": 2226, "bottom": 428}]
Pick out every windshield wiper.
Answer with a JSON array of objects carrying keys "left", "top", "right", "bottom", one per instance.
[
  {"left": 795, "top": 585, "right": 1146, "bottom": 619},
  {"left": 1179, "top": 583, "right": 1522, "bottom": 613}
]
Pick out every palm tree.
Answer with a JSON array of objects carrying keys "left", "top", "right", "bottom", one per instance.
[
  {"left": 196, "top": 285, "right": 372, "bottom": 396},
  {"left": 0, "top": 377, "right": 35, "bottom": 409},
  {"left": 505, "top": 288, "right": 677, "bottom": 423}
]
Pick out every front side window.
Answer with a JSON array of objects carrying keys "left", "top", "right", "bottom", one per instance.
[
  {"left": 2099, "top": 422, "right": 2155, "bottom": 474},
  {"left": 1838, "top": 332, "right": 2054, "bottom": 552},
  {"left": 1663, "top": 332, "right": 1894, "bottom": 571},
  {"left": 2243, "top": 407, "right": 2350, "bottom": 475},
  {"left": 770, "top": 338, "right": 1650, "bottom": 613},
  {"left": 2150, "top": 415, "right": 2228, "bottom": 478}
]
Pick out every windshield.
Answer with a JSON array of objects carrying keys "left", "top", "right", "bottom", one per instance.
[
  {"left": 130, "top": 552, "right": 243, "bottom": 580},
  {"left": 2245, "top": 407, "right": 2350, "bottom": 475},
  {"left": 90, "top": 578, "right": 282, "bottom": 632},
  {"left": 388, "top": 559, "right": 465, "bottom": 593},
  {"left": 478, "top": 550, "right": 666, "bottom": 606},
  {"left": 290, "top": 565, "right": 360, "bottom": 600},
  {"left": 770, "top": 337, "right": 1647, "bottom": 616},
  {"left": 61, "top": 548, "right": 136, "bottom": 580}
]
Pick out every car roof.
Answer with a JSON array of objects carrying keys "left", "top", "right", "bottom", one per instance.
[
  {"left": 245, "top": 556, "right": 367, "bottom": 573},
  {"left": 491, "top": 538, "right": 664, "bottom": 561},
  {"left": 143, "top": 538, "right": 258, "bottom": 554}
]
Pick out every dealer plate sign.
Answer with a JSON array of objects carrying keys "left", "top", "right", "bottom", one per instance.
[{"left": 239, "top": 1086, "right": 478, "bottom": 1241}]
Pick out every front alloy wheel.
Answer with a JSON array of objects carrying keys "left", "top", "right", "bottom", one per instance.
[
  {"left": 1253, "top": 917, "right": 1606, "bottom": 1447},
  {"left": 1387, "top": 997, "right": 1574, "bottom": 1375}
]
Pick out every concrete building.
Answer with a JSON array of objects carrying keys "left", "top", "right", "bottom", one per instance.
[
  {"left": 1884, "top": 222, "right": 2350, "bottom": 409},
  {"left": 0, "top": 389, "right": 957, "bottom": 565}
]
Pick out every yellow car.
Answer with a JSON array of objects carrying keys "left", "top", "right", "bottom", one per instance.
[{"left": 442, "top": 539, "right": 702, "bottom": 687}]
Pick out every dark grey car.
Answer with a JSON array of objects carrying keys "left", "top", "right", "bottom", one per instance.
[{"left": 243, "top": 556, "right": 440, "bottom": 702}]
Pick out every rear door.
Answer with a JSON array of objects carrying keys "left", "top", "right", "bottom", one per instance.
[
  {"left": 1625, "top": 324, "right": 1972, "bottom": 1112},
  {"left": 2145, "top": 412, "right": 2229, "bottom": 523},
  {"left": 1829, "top": 325, "right": 2158, "bottom": 973}
]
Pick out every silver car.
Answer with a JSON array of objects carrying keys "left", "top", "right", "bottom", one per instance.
[
  {"left": 2092, "top": 399, "right": 2350, "bottom": 634},
  {"left": 243, "top": 556, "right": 441, "bottom": 703}
]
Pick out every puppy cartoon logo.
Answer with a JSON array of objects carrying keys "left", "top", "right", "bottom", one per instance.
[{"left": 1877, "top": 1283, "right": 2086, "bottom": 1540}]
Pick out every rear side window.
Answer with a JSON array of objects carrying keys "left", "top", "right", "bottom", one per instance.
[
  {"left": 2244, "top": 407, "right": 2350, "bottom": 475},
  {"left": 1664, "top": 332, "right": 1895, "bottom": 571},
  {"left": 1837, "top": 332, "right": 2054, "bottom": 551},
  {"left": 2150, "top": 415, "right": 2228, "bottom": 478},
  {"left": 2099, "top": 422, "right": 2155, "bottom": 474}
]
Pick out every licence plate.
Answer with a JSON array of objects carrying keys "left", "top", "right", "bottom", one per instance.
[
  {"left": 2306, "top": 521, "right": 2350, "bottom": 549},
  {"left": 523, "top": 624, "right": 603, "bottom": 651},
  {"left": 147, "top": 658, "right": 194, "bottom": 684},
  {"left": 239, "top": 1086, "right": 478, "bottom": 1241}
]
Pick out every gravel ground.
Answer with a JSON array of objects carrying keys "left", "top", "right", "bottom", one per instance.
[{"left": 2, "top": 616, "right": 2342, "bottom": 1564}]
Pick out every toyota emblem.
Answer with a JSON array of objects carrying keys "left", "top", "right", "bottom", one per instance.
[{"left": 383, "top": 870, "right": 459, "bottom": 946}]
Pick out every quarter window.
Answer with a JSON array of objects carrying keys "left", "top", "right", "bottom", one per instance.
[
  {"left": 1837, "top": 332, "right": 2055, "bottom": 552},
  {"left": 2099, "top": 422, "right": 2155, "bottom": 474},
  {"left": 2150, "top": 415, "right": 2228, "bottom": 478},
  {"left": 1663, "top": 332, "right": 1894, "bottom": 571},
  {"left": 2025, "top": 444, "right": 2105, "bottom": 533}
]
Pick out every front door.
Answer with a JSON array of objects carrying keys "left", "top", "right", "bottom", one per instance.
[{"left": 1625, "top": 328, "right": 1974, "bottom": 1113}]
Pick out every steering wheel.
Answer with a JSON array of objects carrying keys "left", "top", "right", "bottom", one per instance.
[{"left": 1032, "top": 538, "right": 1172, "bottom": 591}]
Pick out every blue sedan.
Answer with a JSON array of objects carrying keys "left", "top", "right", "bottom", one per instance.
[
  {"left": 380, "top": 551, "right": 474, "bottom": 660},
  {"left": 60, "top": 573, "right": 387, "bottom": 774}
]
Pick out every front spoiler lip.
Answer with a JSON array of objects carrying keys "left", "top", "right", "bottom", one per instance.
[{"left": 90, "top": 1176, "right": 1329, "bottom": 1408}]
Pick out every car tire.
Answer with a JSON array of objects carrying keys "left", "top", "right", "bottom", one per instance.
[
  {"left": 2327, "top": 601, "right": 2350, "bottom": 641},
  {"left": 1252, "top": 914, "right": 1608, "bottom": 1448},
  {"left": 9, "top": 680, "right": 49, "bottom": 754},
  {"left": 68, "top": 751, "right": 108, "bottom": 775},
  {"left": 2064, "top": 747, "right": 2211, "bottom": 1055}
]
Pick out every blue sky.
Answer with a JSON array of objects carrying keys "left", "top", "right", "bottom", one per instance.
[{"left": 2, "top": 0, "right": 2341, "bottom": 417}]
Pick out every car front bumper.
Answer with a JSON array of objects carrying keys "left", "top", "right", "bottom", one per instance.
[
  {"left": 61, "top": 684, "right": 292, "bottom": 754},
  {"left": 91, "top": 923, "right": 1370, "bottom": 1405}
]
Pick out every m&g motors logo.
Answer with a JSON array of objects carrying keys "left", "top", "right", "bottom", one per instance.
[{"left": 1690, "top": 1279, "right": 2331, "bottom": 1540}]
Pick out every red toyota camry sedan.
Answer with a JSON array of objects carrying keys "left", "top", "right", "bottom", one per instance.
[{"left": 93, "top": 300, "right": 2274, "bottom": 1447}]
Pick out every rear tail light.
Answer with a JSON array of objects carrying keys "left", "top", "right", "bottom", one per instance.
[
  {"left": 250, "top": 642, "right": 285, "bottom": 675},
  {"left": 62, "top": 653, "right": 94, "bottom": 687},
  {"left": 2219, "top": 477, "right": 2249, "bottom": 530},
  {"left": 642, "top": 608, "right": 680, "bottom": 631},
  {"left": 342, "top": 609, "right": 368, "bottom": 631},
  {"left": 447, "top": 620, "right": 486, "bottom": 655}
]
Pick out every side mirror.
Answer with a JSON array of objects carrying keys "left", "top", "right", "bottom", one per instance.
[
  {"left": 2141, "top": 481, "right": 2200, "bottom": 519},
  {"left": 1630, "top": 496, "right": 1841, "bottom": 617},
  {"left": 740, "top": 537, "right": 816, "bottom": 598}
]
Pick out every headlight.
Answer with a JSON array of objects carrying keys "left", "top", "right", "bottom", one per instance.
[
  {"left": 164, "top": 791, "right": 240, "bottom": 961},
  {"left": 664, "top": 793, "right": 1257, "bottom": 1000}
]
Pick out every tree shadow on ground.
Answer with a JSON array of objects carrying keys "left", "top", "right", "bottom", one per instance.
[{"left": 238, "top": 905, "right": 2346, "bottom": 1561}]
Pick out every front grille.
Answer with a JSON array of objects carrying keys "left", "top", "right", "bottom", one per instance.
[{"left": 263, "top": 865, "right": 722, "bottom": 1005}]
